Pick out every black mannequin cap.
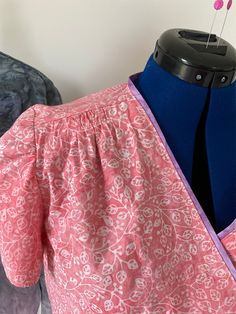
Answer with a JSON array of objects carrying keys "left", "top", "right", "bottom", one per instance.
[{"left": 154, "top": 28, "right": 236, "bottom": 88}]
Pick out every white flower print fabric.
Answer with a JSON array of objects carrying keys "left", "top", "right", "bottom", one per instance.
[{"left": 0, "top": 79, "right": 235, "bottom": 314}]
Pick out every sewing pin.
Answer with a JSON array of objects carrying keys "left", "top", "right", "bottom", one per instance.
[
  {"left": 217, "top": 0, "right": 233, "bottom": 47},
  {"left": 206, "top": 0, "right": 224, "bottom": 48}
]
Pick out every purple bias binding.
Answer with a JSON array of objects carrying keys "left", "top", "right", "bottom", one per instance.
[{"left": 127, "top": 73, "right": 236, "bottom": 280}]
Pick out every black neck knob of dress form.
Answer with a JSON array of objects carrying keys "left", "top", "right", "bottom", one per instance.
[{"left": 153, "top": 28, "right": 236, "bottom": 88}]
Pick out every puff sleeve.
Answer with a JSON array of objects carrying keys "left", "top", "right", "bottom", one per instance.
[{"left": 0, "top": 106, "right": 43, "bottom": 287}]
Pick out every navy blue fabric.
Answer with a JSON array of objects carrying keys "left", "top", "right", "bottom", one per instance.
[
  {"left": 206, "top": 83, "right": 236, "bottom": 232},
  {"left": 135, "top": 55, "right": 209, "bottom": 183},
  {"left": 135, "top": 54, "right": 235, "bottom": 233},
  {"left": 0, "top": 51, "right": 62, "bottom": 314}
]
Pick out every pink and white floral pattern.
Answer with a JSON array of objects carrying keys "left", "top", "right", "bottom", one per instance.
[
  {"left": 221, "top": 229, "right": 236, "bottom": 267},
  {"left": 0, "top": 79, "right": 235, "bottom": 314}
]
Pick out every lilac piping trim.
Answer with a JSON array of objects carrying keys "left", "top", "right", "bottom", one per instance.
[
  {"left": 218, "top": 218, "right": 236, "bottom": 240},
  {"left": 127, "top": 73, "right": 236, "bottom": 280}
]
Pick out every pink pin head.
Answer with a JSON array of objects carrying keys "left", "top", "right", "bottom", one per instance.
[
  {"left": 214, "top": 0, "right": 224, "bottom": 10},
  {"left": 227, "top": 0, "right": 233, "bottom": 10}
]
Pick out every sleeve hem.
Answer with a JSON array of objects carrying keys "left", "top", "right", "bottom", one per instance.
[{"left": 5, "top": 273, "right": 40, "bottom": 288}]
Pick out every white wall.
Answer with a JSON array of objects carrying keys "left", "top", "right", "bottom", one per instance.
[{"left": 0, "top": 0, "right": 235, "bottom": 102}]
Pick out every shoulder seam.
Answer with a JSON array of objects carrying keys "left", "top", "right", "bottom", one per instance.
[
  {"left": 33, "top": 83, "right": 129, "bottom": 126},
  {"left": 33, "top": 102, "right": 120, "bottom": 127}
]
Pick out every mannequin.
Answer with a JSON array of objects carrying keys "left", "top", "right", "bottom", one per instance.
[{"left": 134, "top": 29, "right": 236, "bottom": 233}]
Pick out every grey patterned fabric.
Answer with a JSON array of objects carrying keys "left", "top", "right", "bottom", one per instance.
[
  {"left": 0, "top": 51, "right": 62, "bottom": 314},
  {"left": 0, "top": 51, "right": 62, "bottom": 137}
]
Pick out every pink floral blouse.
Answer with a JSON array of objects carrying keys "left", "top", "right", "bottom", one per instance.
[{"left": 0, "top": 74, "right": 235, "bottom": 314}]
